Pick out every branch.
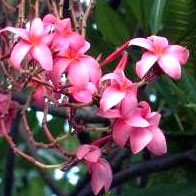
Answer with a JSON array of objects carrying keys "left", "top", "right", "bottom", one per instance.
[
  {"left": 42, "top": 102, "right": 75, "bottom": 157},
  {"left": 0, "top": 119, "right": 63, "bottom": 169},
  {"left": 17, "top": 0, "right": 26, "bottom": 27},
  {"left": 19, "top": 119, "right": 68, "bottom": 196},
  {"left": 59, "top": 0, "right": 65, "bottom": 18},
  {"left": 3, "top": 115, "right": 20, "bottom": 196},
  {"left": 81, "top": 0, "right": 95, "bottom": 37},
  {"left": 48, "top": 0, "right": 60, "bottom": 18},
  {"left": 12, "top": 92, "right": 109, "bottom": 124},
  {"left": 74, "top": 150, "right": 196, "bottom": 196}
]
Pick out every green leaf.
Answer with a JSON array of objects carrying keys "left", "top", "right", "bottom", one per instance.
[
  {"left": 150, "top": 0, "right": 167, "bottom": 34},
  {"left": 124, "top": 0, "right": 154, "bottom": 33},
  {"left": 162, "top": 0, "right": 196, "bottom": 45},
  {"left": 95, "top": 1, "right": 131, "bottom": 45}
]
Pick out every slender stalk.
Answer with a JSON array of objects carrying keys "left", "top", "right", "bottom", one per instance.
[
  {"left": 81, "top": 0, "right": 95, "bottom": 37},
  {"left": 0, "top": 119, "right": 63, "bottom": 169}
]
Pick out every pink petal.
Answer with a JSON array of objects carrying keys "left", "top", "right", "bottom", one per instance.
[
  {"left": 130, "top": 128, "right": 153, "bottom": 154},
  {"left": 0, "top": 93, "right": 10, "bottom": 103},
  {"left": 120, "top": 89, "right": 138, "bottom": 118},
  {"left": 136, "top": 52, "right": 158, "bottom": 78},
  {"left": 81, "top": 56, "right": 101, "bottom": 85},
  {"left": 32, "top": 85, "right": 47, "bottom": 108},
  {"left": 91, "top": 163, "right": 105, "bottom": 195},
  {"left": 67, "top": 60, "right": 89, "bottom": 89},
  {"left": 147, "top": 112, "right": 161, "bottom": 126},
  {"left": 31, "top": 44, "right": 53, "bottom": 70},
  {"left": 100, "top": 86, "right": 126, "bottom": 112},
  {"left": 10, "top": 41, "right": 32, "bottom": 70},
  {"left": 77, "top": 145, "right": 101, "bottom": 162},
  {"left": 78, "top": 41, "right": 90, "bottom": 54},
  {"left": 148, "top": 36, "right": 168, "bottom": 49},
  {"left": 49, "top": 58, "right": 71, "bottom": 87},
  {"left": 0, "top": 27, "right": 29, "bottom": 41},
  {"left": 41, "top": 34, "right": 54, "bottom": 46},
  {"left": 52, "top": 34, "right": 70, "bottom": 51},
  {"left": 54, "top": 32, "right": 85, "bottom": 53},
  {"left": 112, "top": 119, "right": 130, "bottom": 147},
  {"left": 91, "top": 159, "right": 112, "bottom": 195},
  {"left": 125, "top": 110, "right": 150, "bottom": 127},
  {"left": 115, "top": 53, "right": 128, "bottom": 71},
  {"left": 129, "top": 38, "right": 154, "bottom": 51},
  {"left": 68, "top": 33, "right": 86, "bottom": 52},
  {"left": 85, "top": 148, "right": 101, "bottom": 163},
  {"left": 165, "top": 45, "right": 189, "bottom": 64},
  {"left": 70, "top": 82, "right": 97, "bottom": 103},
  {"left": 55, "top": 18, "right": 72, "bottom": 33},
  {"left": 158, "top": 54, "right": 181, "bottom": 79},
  {"left": 101, "top": 72, "right": 122, "bottom": 84},
  {"left": 30, "top": 18, "right": 44, "bottom": 39},
  {"left": 138, "top": 101, "right": 151, "bottom": 117},
  {"left": 147, "top": 127, "right": 167, "bottom": 156},
  {"left": 76, "top": 144, "right": 91, "bottom": 160},
  {"left": 43, "top": 14, "right": 57, "bottom": 24},
  {"left": 99, "top": 159, "right": 113, "bottom": 193}
]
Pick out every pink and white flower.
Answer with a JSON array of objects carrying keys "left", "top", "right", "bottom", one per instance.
[
  {"left": 0, "top": 18, "right": 53, "bottom": 70},
  {"left": 129, "top": 35, "right": 189, "bottom": 79},
  {"left": 76, "top": 144, "right": 113, "bottom": 195},
  {"left": 49, "top": 41, "right": 101, "bottom": 103},
  {"left": 112, "top": 100, "right": 167, "bottom": 156}
]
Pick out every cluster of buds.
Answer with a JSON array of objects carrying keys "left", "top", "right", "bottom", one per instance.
[{"left": 0, "top": 13, "right": 189, "bottom": 195}]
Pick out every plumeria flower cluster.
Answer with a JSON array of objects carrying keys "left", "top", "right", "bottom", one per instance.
[
  {"left": 0, "top": 14, "right": 101, "bottom": 106},
  {"left": 0, "top": 14, "right": 190, "bottom": 195},
  {"left": 77, "top": 144, "right": 112, "bottom": 195}
]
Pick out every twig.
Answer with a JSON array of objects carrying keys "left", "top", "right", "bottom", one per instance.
[
  {"left": 12, "top": 92, "right": 109, "bottom": 124},
  {"left": 42, "top": 102, "right": 75, "bottom": 157},
  {"left": 69, "top": 0, "right": 80, "bottom": 32},
  {"left": 21, "top": 93, "right": 60, "bottom": 149},
  {"left": 59, "top": 0, "right": 65, "bottom": 18},
  {"left": 48, "top": 0, "right": 60, "bottom": 18},
  {"left": 17, "top": 0, "right": 26, "bottom": 27},
  {"left": 2, "top": 0, "right": 16, "bottom": 13},
  {"left": 19, "top": 119, "right": 69, "bottom": 196},
  {"left": 34, "top": 0, "right": 40, "bottom": 17},
  {"left": 0, "top": 119, "right": 63, "bottom": 169},
  {"left": 81, "top": 0, "right": 95, "bottom": 37}
]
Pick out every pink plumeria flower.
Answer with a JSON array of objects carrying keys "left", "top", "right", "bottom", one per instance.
[
  {"left": 99, "top": 70, "right": 137, "bottom": 112},
  {"left": 32, "top": 84, "right": 48, "bottom": 108},
  {"left": 43, "top": 14, "right": 85, "bottom": 52},
  {"left": 129, "top": 35, "right": 189, "bottom": 79},
  {"left": 76, "top": 144, "right": 112, "bottom": 195},
  {"left": 49, "top": 41, "right": 101, "bottom": 103},
  {"left": 0, "top": 18, "right": 53, "bottom": 70},
  {"left": 69, "top": 82, "right": 97, "bottom": 103},
  {"left": 0, "top": 93, "right": 18, "bottom": 135},
  {"left": 87, "top": 158, "right": 113, "bottom": 195},
  {"left": 113, "top": 101, "right": 167, "bottom": 156},
  {"left": 77, "top": 144, "right": 101, "bottom": 163}
]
